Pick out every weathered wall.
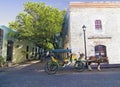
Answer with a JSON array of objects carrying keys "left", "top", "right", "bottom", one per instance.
[
  {"left": 0, "top": 25, "right": 36, "bottom": 64},
  {"left": 12, "top": 40, "right": 36, "bottom": 63},
  {"left": 65, "top": 2, "right": 120, "bottom": 64}
]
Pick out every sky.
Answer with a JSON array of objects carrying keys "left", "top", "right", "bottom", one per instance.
[{"left": 0, "top": 0, "right": 119, "bottom": 26}]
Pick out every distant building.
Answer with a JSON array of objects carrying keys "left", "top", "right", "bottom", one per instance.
[
  {"left": 0, "top": 25, "right": 37, "bottom": 64},
  {"left": 62, "top": 2, "right": 120, "bottom": 64}
]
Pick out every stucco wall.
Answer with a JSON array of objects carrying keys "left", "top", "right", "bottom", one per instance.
[
  {"left": 0, "top": 25, "right": 36, "bottom": 64},
  {"left": 66, "top": 3, "right": 120, "bottom": 64},
  {"left": 12, "top": 40, "right": 35, "bottom": 63}
]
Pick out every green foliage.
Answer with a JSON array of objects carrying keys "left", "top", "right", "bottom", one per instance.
[
  {"left": 9, "top": 2, "right": 66, "bottom": 49},
  {"left": 0, "top": 56, "right": 5, "bottom": 67},
  {"left": 8, "top": 31, "right": 19, "bottom": 38}
]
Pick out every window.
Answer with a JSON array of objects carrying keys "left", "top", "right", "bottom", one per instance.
[
  {"left": 0, "top": 29, "right": 3, "bottom": 40},
  {"left": 95, "top": 20, "right": 102, "bottom": 30},
  {"left": 0, "top": 29, "right": 3, "bottom": 55}
]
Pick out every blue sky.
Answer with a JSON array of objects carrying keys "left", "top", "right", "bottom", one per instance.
[{"left": 0, "top": 0, "right": 118, "bottom": 26}]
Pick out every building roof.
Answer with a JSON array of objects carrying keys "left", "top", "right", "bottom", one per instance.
[
  {"left": 70, "top": 2, "right": 120, "bottom": 8},
  {"left": 0, "top": 25, "right": 16, "bottom": 32}
]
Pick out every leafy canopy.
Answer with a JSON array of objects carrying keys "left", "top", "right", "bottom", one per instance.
[{"left": 9, "top": 2, "right": 66, "bottom": 49}]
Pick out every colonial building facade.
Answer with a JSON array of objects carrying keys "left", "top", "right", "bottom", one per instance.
[
  {"left": 62, "top": 2, "right": 120, "bottom": 64},
  {"left": 0, "top": 25, "right": 37, "bottom": 64}
]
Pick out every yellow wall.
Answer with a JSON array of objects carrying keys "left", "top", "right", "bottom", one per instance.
[{"left": 12, "top": 40, "right": 36, "bottom": 64}]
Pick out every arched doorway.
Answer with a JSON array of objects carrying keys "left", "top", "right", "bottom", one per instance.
[{"left": 95, "top": 45, "right": 107, "bottom": 57}]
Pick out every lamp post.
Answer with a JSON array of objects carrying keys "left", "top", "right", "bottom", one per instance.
[{"left": 82, "top": 25, "right": 87, "bottom": 67}]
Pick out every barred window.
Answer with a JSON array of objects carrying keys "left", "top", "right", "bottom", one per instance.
[{"left": 95, "top": 20, "right": 102, "bottom": 30}]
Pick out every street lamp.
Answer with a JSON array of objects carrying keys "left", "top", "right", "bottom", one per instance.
[{"left": 82, "top": 25, "right": 87, "bottom": 67}]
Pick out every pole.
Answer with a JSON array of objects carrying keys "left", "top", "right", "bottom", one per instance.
[{"left": 83, "top": 29, "right": 88, "bottom": 68}]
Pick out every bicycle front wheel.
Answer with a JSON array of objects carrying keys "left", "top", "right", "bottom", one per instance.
[{"left": 44, "top": 61, "right": 58, "bottom": 74}]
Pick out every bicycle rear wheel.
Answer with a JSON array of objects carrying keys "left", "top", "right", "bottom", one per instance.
[{"left": 74, "top": 61, "right": 85, "bottom": 72}]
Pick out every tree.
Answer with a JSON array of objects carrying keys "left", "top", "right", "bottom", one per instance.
[{"left": 9, "top": 2, "right": 66, "bottom": 50}]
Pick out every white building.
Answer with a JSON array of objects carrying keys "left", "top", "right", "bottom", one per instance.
[{"left": 62, "top": 2, "right": 120, "bottom": 64}]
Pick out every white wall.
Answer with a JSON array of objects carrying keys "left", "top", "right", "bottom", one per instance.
[{"left": 68, "top": 7, "right": 120, "bottom": 64}]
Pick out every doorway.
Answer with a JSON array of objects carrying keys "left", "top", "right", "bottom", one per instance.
[
  {"left": 95, "top": 45, "right": 107, "bottom": 57},
  {"left": 7, "top": 40, "right": 13, "bottom": 61},
  {"left": 26, "top": 45, "right": 29, "bottom": 59}
]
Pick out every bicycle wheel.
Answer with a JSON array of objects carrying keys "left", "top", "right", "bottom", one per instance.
[
  {"left": 74, "top": 61, "right": 85, "bottom": 72},
  {"left": 44, "top": 61, "right": 58, "bottom": 74}
]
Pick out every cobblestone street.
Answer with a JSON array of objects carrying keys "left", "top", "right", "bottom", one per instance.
[{"left": 0, "top": 60, "right": 120, "bottom": 87}]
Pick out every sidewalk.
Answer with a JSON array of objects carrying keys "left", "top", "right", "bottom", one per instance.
[
  {"left": 0, "top": 60, "right": 41, "bottom": 72},
  {"left": 91, "top": 63, "right": 120, "bottom": 69}
]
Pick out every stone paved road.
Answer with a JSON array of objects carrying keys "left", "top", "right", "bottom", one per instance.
[{"left": 0, "top": 60, "right": 120, "bottom": 87}]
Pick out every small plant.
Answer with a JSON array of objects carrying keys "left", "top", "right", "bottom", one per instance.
[{"left": 0, "top": 56, "right": 6, "bottom": 67}]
